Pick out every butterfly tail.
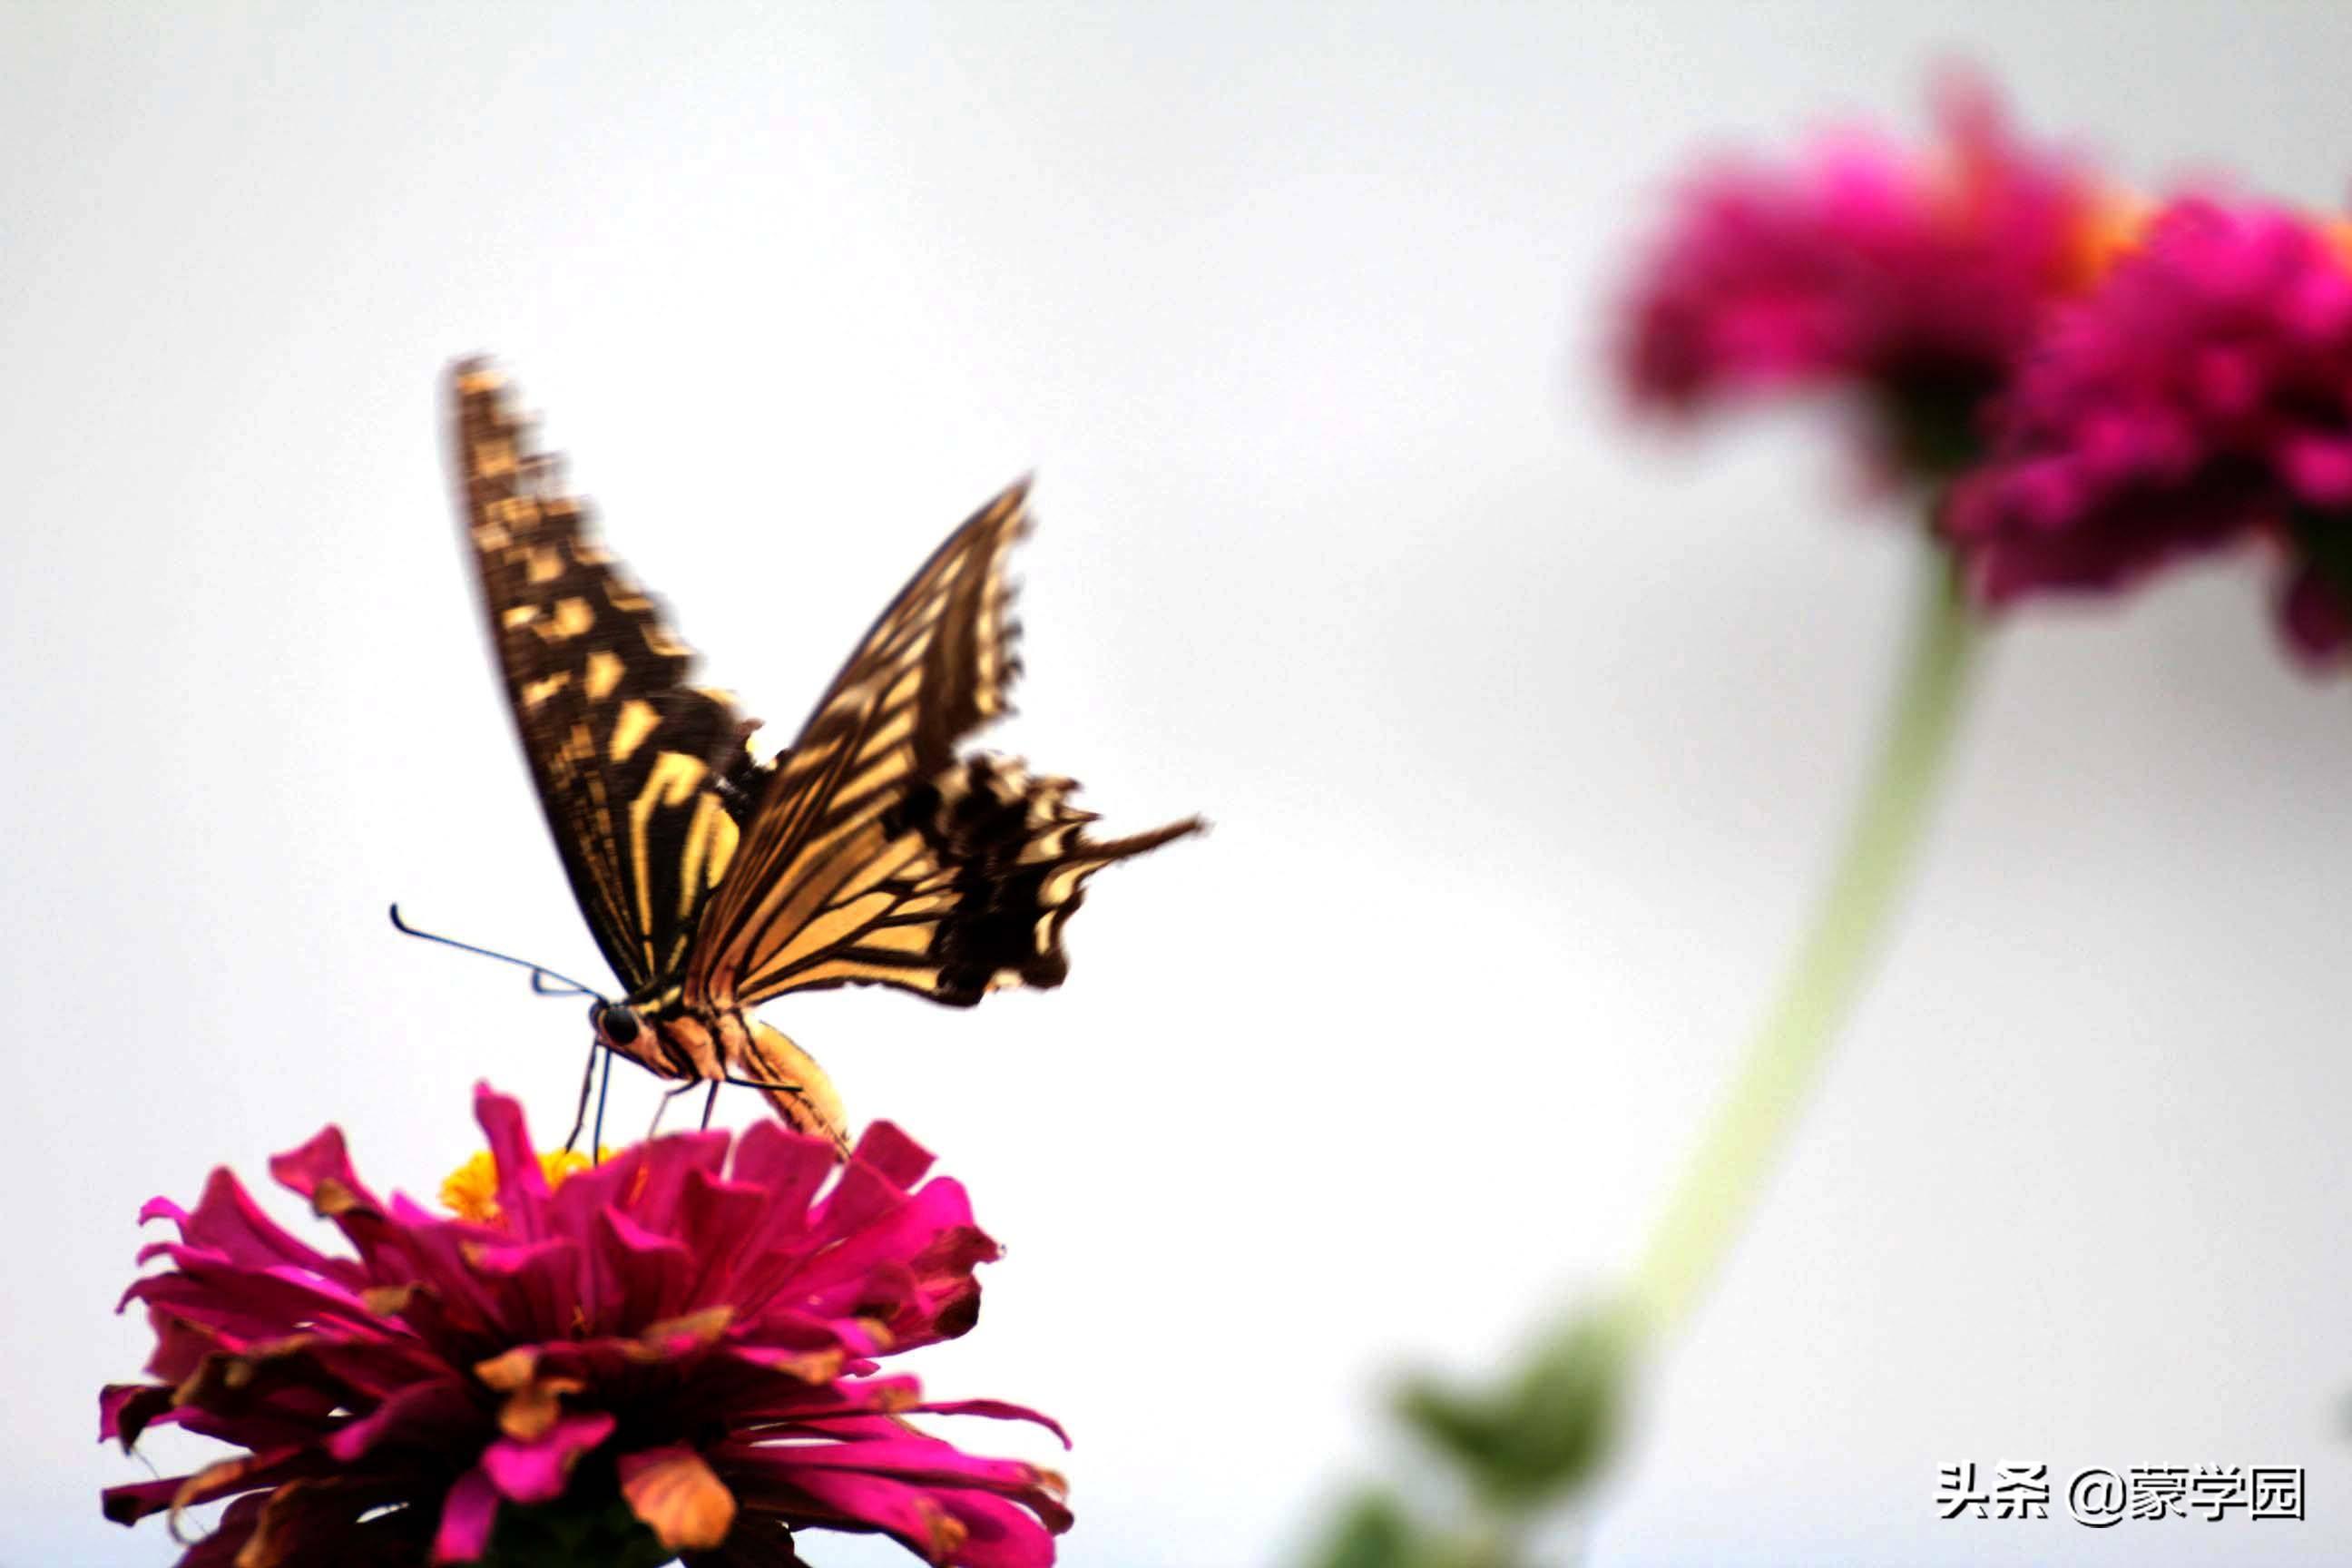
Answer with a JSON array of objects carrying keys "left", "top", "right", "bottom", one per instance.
[{"left": 917, "top": 754, "right": 1203, "bottom": 998}]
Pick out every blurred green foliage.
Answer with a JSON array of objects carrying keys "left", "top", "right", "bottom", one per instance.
[{"left": 1306, "top": 1303, "right": 1634, "bottom": 1568}]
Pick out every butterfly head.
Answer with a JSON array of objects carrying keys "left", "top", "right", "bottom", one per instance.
[{"left": 588, "top": 998, "right": 644, "bottom": 1053}]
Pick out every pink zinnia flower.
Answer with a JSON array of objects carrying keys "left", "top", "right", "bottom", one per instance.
[
  {"left": 1945, "top": 196, "right": 2352, "bottom": 662},
  {"left": 102, "top": 1085, "right": 1070, "bottom": 1567},
  {"left": 1620, "top": 77, "right": 2124, "bottom": 480}
]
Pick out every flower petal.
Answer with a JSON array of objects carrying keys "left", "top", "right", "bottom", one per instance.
[
  {"left": 911, "top": 1399, "right": 1073, "bottom": 1450},
  {"left": 2279, "top": 430, "right": 2352, "bottom": 507},
  {"left": 850, "top": 1121, "right": 937, "bottom": 1190},
  {"left": 473, "top": 1083, "right": 553, "bottom": 1237},
  {"left": 270, "top": 1124, "right": 387, "bottom": 1218},
  {"left": 480, "top": 1410, "right": 616, "bottom": 1504},
  {"left": 1954, "top": 196, "right": 2352, "bottom": 661},
  {"left": 179, "top": 1166, "right": 351, "bottom": 1278},
  {"left": 431, "top": 1467, "right": 502, "bottom": 1563},
  {"left": 99, "top": 1381, "right": 173, "bottom": 1448},
  {"left": 621, "top": 1444, "right": 739, "bottom": 1551},
  {"left": 102, "top": 1085, "right": 1059, "bottom": 1568},
  {"left": 327, "top": 1377, "right": 479, "bottom": 1463}
]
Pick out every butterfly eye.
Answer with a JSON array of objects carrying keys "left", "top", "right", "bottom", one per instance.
[{"left": 593, "top": 1003, "right": 642, "bottom": 1048}]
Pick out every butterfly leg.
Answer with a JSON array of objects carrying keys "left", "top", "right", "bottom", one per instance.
[
  {"left": 699, "top": 1080, "right": 720, "bottom": 1130},
  {"left": 647, "top": 1077, "right": 702, "bottom": 1139},
  {"left": 582, "top": 1051, "right": 617, "bottom": 1161},
  {"left": 564, "top": 1042, "right": 603, "bottom": 1154},
  {"left": 719, "top": 1073, "right": 799, "bottom": 1092},
  {"left": 711, "top": 1073, "right": 836, "bottom": 1142}
]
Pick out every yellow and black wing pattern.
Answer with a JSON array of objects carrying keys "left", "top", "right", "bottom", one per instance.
[
  {"left": 686, "top": 479, "right": 1203, "bottom": 1010},
  {"left": 450, "top": 362, "right": 757, "bottom": 999},
  {"left": 451, "top": 359, "right": 1198, "bottom": 1023}
]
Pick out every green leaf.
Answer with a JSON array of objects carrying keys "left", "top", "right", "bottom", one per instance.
[
  {"left": 1395, "top": 1304, "right": 1632, "bottom": 1510},
  {"left": 1303, "top": 1490, "right": 1422, "bottom": 1568}
]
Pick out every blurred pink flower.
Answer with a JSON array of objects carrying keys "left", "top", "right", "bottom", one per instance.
[
  {"left": 1620, "top": 77, "right": 2122, "bottom": 479},
  {"left": 1945, "top": 197, "right": 2352, "bottom": 662},
  {"left": 102, "top": 1085, "right": 1070, "bottom": 1568}
]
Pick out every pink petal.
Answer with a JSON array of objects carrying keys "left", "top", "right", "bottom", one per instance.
[
  {"left": 774, "top": 1468, "right": 985, "bottom": 1567},
  {"left": 774, "top": 1467, "right": 1064, "bottom": 1568},
  {"left": 179, "top": 1165, "right": 348, "bottom": 1275},
  {"left": 929, "top": 1489, "right": 1071, "bottom": 1568},
  {"left": 729, "top": 1119, "right": 842, "bottom": 1210},
  {"left": 270, "top": 1124, "right": 387, "bottom": 1216},
  {"left": 595, "top": 1206, "right": 696, "bottom": 1328},
  {"left": 120, "top": 1256, "right": 387, "bottom": 1344},
  {"left": 137, "top": 1195, "right": 189, "bottom": 1227},
  {"left": 101, "top": 1472, "right": 189, "bottom": 1524},
  {"left": 675, "top": 1167, "right": 776, "bottom": 1305},
  {"left": 911, "top": 1400, "right": 1073, "bottom": 1450},
  {"left": 464, "top": 1234, "right": 585, "bottom": 1344},
  {"left": 615, "top": 1129, "right": 734, "bottom": 1233},
  {"left": 2189, "top": 344, "right": 2263, "bottom": 418},
  {"left": 432, "top": 1467, "right": 503, "bottom": 1563},
  {"left": 481, "top": 1410, "right": 616, "bottom": 1504},
  {"left": 2282, "top": 260, "right": 2352, "bottom": 340},
  {"left": 473, "top": 1083, "right": 552, "bottom": 1237},
  {"left": 99, "top": 1382, "right": 172, "bottom": 1447},
  {"left": 2278, "top": 430, "right": 2352, "bottom": 506},
  {"left": 851, "top": 1122, "right": 936, "bottom": 1190},
  {"left": 732, "top": 1433, "right": 1051, "bottom": 1492},
  {"left": 326, "top": 1377, "right": 478, "bottom": 1463}
]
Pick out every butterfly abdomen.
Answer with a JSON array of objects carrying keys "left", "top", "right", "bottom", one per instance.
[
  {"left": 739, "top": 1019, "right": 849, "bottom": 1152},
  {"left": 627, "top": 1004, "right": 846, "bottom": 1152}
]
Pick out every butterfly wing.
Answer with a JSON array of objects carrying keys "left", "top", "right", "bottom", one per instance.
[
  {"left": 685, "top": 483, "right": 1200, "bottom": 1010},
  {"left": 449, "top": 361, "right": 758, "bottom": 998}
]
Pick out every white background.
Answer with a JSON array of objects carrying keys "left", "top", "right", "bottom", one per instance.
[{"left": 8, "top": 4, "right": 2352, "bottom": 1564}]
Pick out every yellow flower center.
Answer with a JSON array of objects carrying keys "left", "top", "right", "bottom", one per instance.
[
  {"left": 2060, "top": 186, "right": 2155, "bottom": 291},
  {"left": 2324, "top": 218, "right": 2352, "bottom": 274},
  {"left": 438, "top": 1147, "right": 608, "bottom": 1224}
]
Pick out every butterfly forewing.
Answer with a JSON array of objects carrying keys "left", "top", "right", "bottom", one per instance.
[
  {"left": 701, "top": 482, "right": 1027, "bottom": 918},
  {"left": 685, "top": 486, "right": 1202, "bottom": 1010},
  {"left": 451, "top": 363, "right": 759, "bottom": 997}
]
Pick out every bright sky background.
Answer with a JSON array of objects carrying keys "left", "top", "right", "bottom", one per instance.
[{"left": 8, "top": 4, "right": 2352, "bottom": 1564}]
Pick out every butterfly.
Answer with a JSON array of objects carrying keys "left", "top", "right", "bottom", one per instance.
[{"left": 446, "top": 360, "right": 1200, "bottom": 1150}]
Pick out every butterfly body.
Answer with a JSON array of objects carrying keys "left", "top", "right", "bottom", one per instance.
[
  {"left": 588, "top": 995, "right": 847, "bottom": 1146},
  {"left": 448, "top": 362, "right": 1198, "bottom": 1148}
]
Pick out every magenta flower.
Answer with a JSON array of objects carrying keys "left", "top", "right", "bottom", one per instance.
[
  {"left": 1945, "top": 196, "right": 2352, "bottom": 662},
  {"left": 102, "top": 1085, "right": 1071, "bottom": 1568},
  {"left": 1620, "top": 77, "right": 2120, "bottom": 480}
]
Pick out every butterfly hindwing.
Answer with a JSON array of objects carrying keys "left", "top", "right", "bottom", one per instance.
[
  {"left": 451, "top": 363, "right": 757, "bottom": 996},
  {"left": 727, "top": 751, "right": 1199, "bottom": 1005}
]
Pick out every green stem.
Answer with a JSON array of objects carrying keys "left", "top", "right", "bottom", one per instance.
[{"left": 1625, "top": 543, "right": 1980, "bottom": 1340}]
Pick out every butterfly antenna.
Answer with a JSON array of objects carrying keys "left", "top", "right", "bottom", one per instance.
[{"left": 387, "top": 904, "right": 605, "bottom": 999}]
